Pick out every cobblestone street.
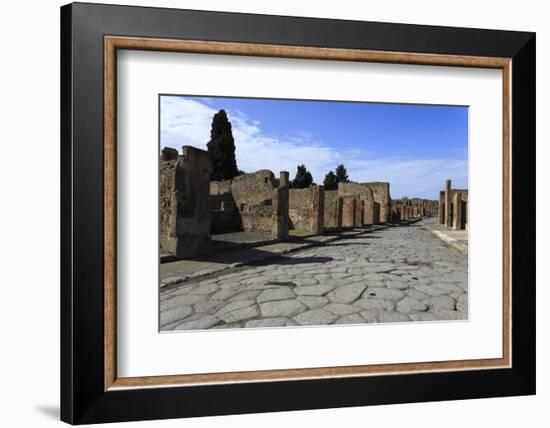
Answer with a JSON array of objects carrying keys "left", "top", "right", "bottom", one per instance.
[{"left": 160, "top": 219, "right": 468, "bottom": 330}]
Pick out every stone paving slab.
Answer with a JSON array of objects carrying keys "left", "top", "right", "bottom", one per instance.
[{"left": 160, "top": 219, "right": 468, "bottom": 330}]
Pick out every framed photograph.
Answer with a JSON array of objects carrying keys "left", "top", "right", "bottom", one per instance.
[{"left": 61, "top": 2, "right": 535, "bottom": 424}]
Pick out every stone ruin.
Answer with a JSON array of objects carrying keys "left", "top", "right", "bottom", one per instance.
[
  {"left": 159, "top": 145, "right": 439, "bottom": 259},
  {"left": 391, "top": 198, "right": 438, "bottom": 222},
  {"left": 209, "top": 169, "right": 289, "bottom": 239},
  {"left": 438, "top": 179, "right": 468, "bottom": 230},
  {"left": 160, "top": 146, "right": 213, "bottom": 258}
]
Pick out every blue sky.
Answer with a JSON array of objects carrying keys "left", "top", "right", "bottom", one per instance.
[{"left": 160, "top": 95, "right": 468, "bottom": 199}]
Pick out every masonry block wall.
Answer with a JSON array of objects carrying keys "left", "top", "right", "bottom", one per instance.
[
  {"left": 324, "top": 190, "right": 343, "bottom": 230},
  {"left": 288, "top": 185, "right": 325, "bottom": 234},
  {"left": 337, "top": 182, "right": 377, "bottom": 225},
  {"left": 159, "top": 146, "right": 213, "bottom": 258},
  {"left": 438, "top": 179, "right": 468, "bottom": 230}
]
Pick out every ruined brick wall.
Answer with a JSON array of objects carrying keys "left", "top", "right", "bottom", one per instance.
[
  {"left": 363, "top": 182, "right": 391, "bottom": 223},
  {"left": 159, "top": 146, "right": 212, "bottom": 258},
  {"left": 337, "top": 182, "right": 375, "bottom": 225},
  {"left": 231, "top": 170, "right": 277, "bottom": 209},
  {"left": 241, "top": 205, "right": 274, "bottom": 233},
  {"left": 324, "top": 190, "right": 342, "bottom": 229},
  {"left": 208, "top": 170, "right": 289, "bottom": 236},
  {"left": 288, "top": 185, "right": 324, "bottom": 233}
]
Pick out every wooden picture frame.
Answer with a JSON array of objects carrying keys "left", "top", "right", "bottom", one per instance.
[{"left": 61, "top": 2, "right": 535, "bottom": 424}]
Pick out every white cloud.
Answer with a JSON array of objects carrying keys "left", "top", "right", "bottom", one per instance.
[{"left": 160, "top": 97, "right": 467, "bottom": 200}]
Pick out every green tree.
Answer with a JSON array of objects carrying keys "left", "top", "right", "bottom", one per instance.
[
  {"left": 207, "top": 110, "right": 239, "bottom": 180},
  {"left": 323, "top": 170, "right": 338, "bottom": 190},
  {"left": 292, "top": 164, "right": 313, "bottom": 188},
  {"left": 335, "top": 164, "right": 349, "bottom": 183}
]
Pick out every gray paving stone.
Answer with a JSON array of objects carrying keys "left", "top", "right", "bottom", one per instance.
[
  {"left": 190, "top": 282, "right": 220, "bottom": 295},
  {"left": 425, "top": 295, "right": 456, "bottom": 310},
  {"left": 175, "top": 315, "right": 221, "bottom": 330},
  {"left": 160, "top": 305, "right": 193, "bottom": 326},
  {"left": 297, "top": 296, "right": 330, "bottom": 309},
  {"left": 293, "top": 308, "right": 338, "bottom": 325},
  {"left": 409, "top": 312, "right": 437, "bottom": 322},
  {"left": 260, "top": 299, "right": 307, "bottom": 318},
  {"left": 335, "top": 314, "right": 365, "bottom": 324},
  {"left": 397, "top": 297, "right": 429, "bottom": 314},
  {"left": 324, "top": 303, "right": 362, "bottom": 316},
  {"left": 378, "top": 311, "right": 411, "bottom": 323},
  {"left": 326, "top": 283, "right": 366, "bottom": 303},
  {"left": 354, "top": 298, "right": 396, "bottom": 311},
  {"left": 215, "top": 300, "right": 256, "bottom": 316},
  {"left": 294, "top": 284, "right": 335, "bottom": 296},
  {"left": 219, "top": 305, "right": 260, "bottom": 323},
  {"left": 245, "top": 318, "right": 289, "bottom": 328},
  {"left": 257, "top": 287, "right": 296, "bottom": 303},
  {"left": 363, "top": 288, "right": 406, "bottom": 300}
]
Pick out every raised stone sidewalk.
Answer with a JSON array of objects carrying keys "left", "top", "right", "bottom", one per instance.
[{"left": 423, "top": 218, "right": 468, "bottom": 254}]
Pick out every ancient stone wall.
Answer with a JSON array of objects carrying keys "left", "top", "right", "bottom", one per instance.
[
  {"left": 160, "top": 146, "right": 212, "bottom": 258},
  {"left": 209, "top": 169, "right": 289, "bottom": 238},
  {"left": 324, "top": 190, "right": 343, "bottom": 230},
  {"left": 438, "top": 179, "right": 468, "bottom": 230},
  {"left": 364, "top": 182, "right": 392, "bottom": 223},
  {"left": 289, "top": 185, "right": 325, "bottom": 234},
  {"left": 337, "top": 182, "right": 375, "bottom": 225}
]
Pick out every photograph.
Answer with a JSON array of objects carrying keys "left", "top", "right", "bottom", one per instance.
[{"left": 159, "top": 95, "right": 469, "bottom": 331}]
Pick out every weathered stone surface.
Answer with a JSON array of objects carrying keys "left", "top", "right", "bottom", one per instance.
[
  {"left": 293, "top": 308, "right": 338, "bottom": 325},
  {"left": 161, "top": 219, "right": 468, "bottom": 331},
  {"left": 245, "top": 318, "right": 288, "bottom": 328},
  {"left": 324, "top": 303, "right": 362, "bottom": 316},
  {"left": 354, "top": 298, "right": 396, "bottom": 311},
  {"left": 326, "top": 283, "right": 366, "bottom": 303},
  {"left": 378, "top": 311, "right": 410, "bottom": 323},
  {"left": 294, "top": 284, "right": 334, "bottom": 296},
  {"left": 425, "top": 295, "right": 456, "bottom": 310},
  {"left": 364, "top": 288, "right": 406, "bottom": 300},
  {"left": 175, "top": 315, "right": 221, "bottom": 330},
  {"left": 297, "top": 296, "right": 329, "bottom": 309},
  {"left": 216, "top": 300, "right": 255, "bottom": 317},
  {"left": 260, "top": 299, "right": 307, "bottom": 317},
  {"left": 257, "top": 287, "right": 296, "bottom": 303},
  {"left": 160, "top": 305, "right": 193, "bottom": 326},
  {"left": 409, "top": 312, "right": 436, "bottom": 322},
  {"left": 161, "top": 293, "right": 207, "bottom": 310},
  {"left": 397, "top": 297, "right": 428, "bottom": 314},
  {"left": 190, "top": 282, "right": 219, "bottom": 295},
  {"left": 219, "top": 305, "right": 260, "bottom": 323},
  {"left": 335, "top": 314, "right": 365, "bottom": 324}
]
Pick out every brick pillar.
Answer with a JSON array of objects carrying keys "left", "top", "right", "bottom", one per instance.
[
  {"left": 445, "top": 179, "right": 452, "bottom": 228},
  {"left": 311, "top": 185, "right": 325, "bottom": 235},
  {"left": 452, "top": 192, "right": 463, "bottom": 230},
  {"left": 272, "top": 171, "right": 289, "bottom": 240}
]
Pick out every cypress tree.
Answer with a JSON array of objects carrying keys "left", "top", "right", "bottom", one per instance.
[
  {"left": 292, "top": 164, "right": 313, "bottom": 188},
  {"left": 335, "top": 164, "right": 349, "bottom": 183},
  {"left": 207, "top": 110, "right": 239, "bottom": 180},
  {"left": 323, "top": 170, "right": 338, "bottom": 190}
]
